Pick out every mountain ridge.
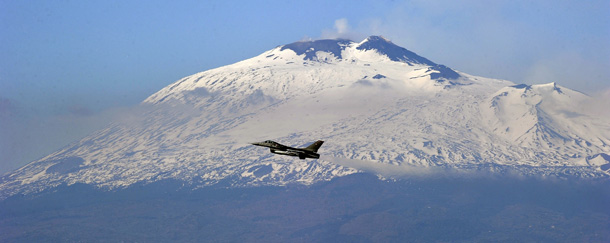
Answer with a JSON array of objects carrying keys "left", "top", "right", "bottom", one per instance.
[{"left": 1, "top": 36, "right": 609, "bottom": 199}]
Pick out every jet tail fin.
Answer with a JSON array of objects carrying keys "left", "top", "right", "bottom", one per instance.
[{"left": 304, "top": 140, "right": 324, "bottom": 152}]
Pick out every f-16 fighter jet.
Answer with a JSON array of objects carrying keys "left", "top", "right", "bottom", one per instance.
[{"left": 251, "top": 140, "right": 324, "bottom": 159}]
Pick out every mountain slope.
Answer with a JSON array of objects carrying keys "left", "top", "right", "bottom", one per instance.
[{"left": 1, "top": 36, "right": 609, "bottom": 199}]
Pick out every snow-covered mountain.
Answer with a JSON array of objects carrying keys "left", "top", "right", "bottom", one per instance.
[{"left": 1, "top": 36, "right": 609, "bottom": 199}]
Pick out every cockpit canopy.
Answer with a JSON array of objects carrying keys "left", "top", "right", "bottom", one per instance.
[{"left": 263, "top": 140, "right": 280, "bottom": 145}]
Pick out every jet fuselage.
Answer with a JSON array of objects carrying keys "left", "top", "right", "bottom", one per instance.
[{"left": 251, "top": 140, "right": 323, "bottom": 159}]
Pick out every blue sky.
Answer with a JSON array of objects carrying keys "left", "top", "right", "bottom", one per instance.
[{"left": 1, "top": 0, "right": 609, "bottom": 174}]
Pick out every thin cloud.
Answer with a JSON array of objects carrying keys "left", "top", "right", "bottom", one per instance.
[
  {"left": 321, "top": 18, "right": 350, "bottom": 39},
  {"left": 68, "top": 105, "right": 94, "bottom": 117},
  {"left": 321, "top": 156, "right": 460, "bottom": 179},
  {"left": 328, "top": 1, "right": 610, "bottom": 94},
  {"left": 334, "top": 18, "right": 349, "bottom": 36},
  {"left": 580, "top": 88, "right": 610, "bottom": 120},
  {"left": 320, "top": 18, "right": 367, "bottom": 41},
  {"left": 524, "top": 51, "right": 610, "bottom": 93},
  {"left": 0, "top": 101, "right": 136, "bottom": 175},
  {"left": 320, "top": 155, "right": 582, "bottom": 181}
]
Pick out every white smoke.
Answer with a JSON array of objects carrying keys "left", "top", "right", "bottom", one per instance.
[
  {"left": 334, "top": 18, "right": 349, "bottom": 36},
  {"left": 320, "top": 18, "right": 367, "bottom": 41}
]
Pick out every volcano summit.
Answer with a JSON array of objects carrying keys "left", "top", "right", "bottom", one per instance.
[{"left": 1, "top": 36, "right": 609, "bottom": 199}]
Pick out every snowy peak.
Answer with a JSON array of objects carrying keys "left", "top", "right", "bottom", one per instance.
[
  {"left": 493, "top": 82, "right": 586, "bottom": 110},
  {"left": 280, "top": 39, "right": 352, "bottom": 61},
  {"left": 2, "top": 36, "right": 610, "bottom": 200},
  {"left": 276, "top": 36, "right": 443, "bottom": 67},
  {"left": 508, "top": 82, "right": 565, "bottom": 96},
  {"left": 145, "top": 36, "right": 463, "bottom": 105},
  {"left": 356, "top": 36, "right": 436, "bottom": 66},
  {"left": 484, "top": 82, "right": 609, "bottom": 152}
]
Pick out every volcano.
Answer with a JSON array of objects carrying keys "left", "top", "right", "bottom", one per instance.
[{"left": 2, "top": 36, "right": 609, "bottom": 199}]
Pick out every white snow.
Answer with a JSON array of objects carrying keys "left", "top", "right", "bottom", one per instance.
[{"left": 2, "top": 37, "right": 609, "bottom": 199}]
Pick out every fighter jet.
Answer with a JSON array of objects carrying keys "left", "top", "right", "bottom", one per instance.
[{"left": 251, "top": 140, "right": 324, "bottom": 159}]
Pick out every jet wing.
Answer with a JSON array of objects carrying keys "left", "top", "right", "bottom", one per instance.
[{"left": 252, "top": 140, "right": 322, "bottom": 159}]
